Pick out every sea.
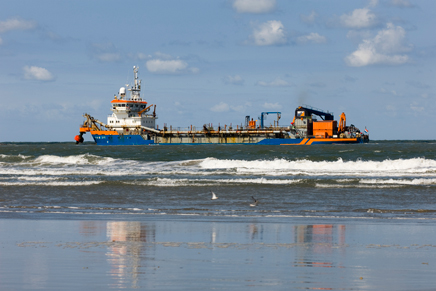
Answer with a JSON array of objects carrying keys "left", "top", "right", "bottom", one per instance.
[
  {"left": 2, "top": 141, "right": 436, "bottom": 290},
  {"left": 1, "top": 140, "right": 436, "bottom": 221}
]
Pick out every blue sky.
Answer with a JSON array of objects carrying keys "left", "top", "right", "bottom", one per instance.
[{"left": 1, "top": 0, "right": 435, "bottom": 141}]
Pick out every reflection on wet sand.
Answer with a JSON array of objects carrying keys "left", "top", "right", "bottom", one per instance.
[
  {"left": 50, "top": 219, "right": 434, "bottom": 290},
  {"left": 106, "top": 221, "right": 155, "bottom": 289},
  {"left": 293, "top": 224, "right": 346, "bottom": 269},
  {"left": 99, "top": 221, "right": 348, "bottom": 287}
]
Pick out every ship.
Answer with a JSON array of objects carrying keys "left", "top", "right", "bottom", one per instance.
[{"left": 75, "top": 66, "right": 369, "bottom": 145}]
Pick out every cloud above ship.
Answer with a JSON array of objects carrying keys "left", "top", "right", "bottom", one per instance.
[
  {"left": 339, "top": 8, "right": 379, "bottom": 29},
  {"left": 146, "top": 59, "right": 191, "bottom": 74},
  {"left": 248, "top": 20, "right": 287, "bottom": 46},
  {"left": 211, "top": 102, "right": 230, "bottom": 112},
  {"left": 210, "top": 101, "right": 249, "bottom": 112},
  {"left": 0, "top": 18, "right": 36, "bottom": 46},
  {"left": 232, "top": 0, "right": 276, "bottom": 14},
  {"left": 0, "top": 18, "right": 36, "bottom": 33},
  {"left": 247, "top": 20, "right": 326, "bottom": 47},
  {"left": 345, "top": 23, "right": 412, "bottom": 66},
  {"left": 262, "top": 102, "right": 282, "bottom": 110},
  {"left": 146, "top": 52, "right": 199, "bottom": 74},
  {"left": 23, "top": 66, "right": 55, "bottom": 81}
]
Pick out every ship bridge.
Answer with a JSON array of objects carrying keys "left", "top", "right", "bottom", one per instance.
[{"left": 107, "top": 66, "right": 157, "bottom": 132}]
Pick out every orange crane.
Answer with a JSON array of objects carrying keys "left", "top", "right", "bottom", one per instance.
[
  {"left": 338, "top": 112, "right": 346, "bottom": 132},
  {"left": 138, "top": 104, "right": 154, "bottom": 117}
]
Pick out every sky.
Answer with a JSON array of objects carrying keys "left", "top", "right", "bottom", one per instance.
[{"left": 1, "top": 0, "right": 435, "bottom": 142}]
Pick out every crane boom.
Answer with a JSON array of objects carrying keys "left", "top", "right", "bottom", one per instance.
[
  {"left": 260, "top": 112, "right": 281, "bottom": 128},
  {"left": 294, "top": 106, "right": 334, "bottom": 121}
]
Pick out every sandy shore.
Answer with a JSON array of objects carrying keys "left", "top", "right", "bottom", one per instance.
[{"left": 1, "top": 216, "right": 435, "bottom": 290}]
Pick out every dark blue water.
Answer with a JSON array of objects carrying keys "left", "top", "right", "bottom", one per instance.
[{"left": 1, "top": 141, "right": 436, "bottom": 220}]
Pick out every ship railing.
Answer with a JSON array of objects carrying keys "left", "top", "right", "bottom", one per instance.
[
  {"left": 107, "top": 113, "right": 156, "bottom": 118},
  {"left": 162, "top": 125, "right": 290, "bottom": 133}
]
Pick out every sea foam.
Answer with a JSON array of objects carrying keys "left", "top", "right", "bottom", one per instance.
[
  {"left": 33, "top": 154, "right": 117, "bottom": 166},
  {"left": 198, "top": 157, "right": 436, "bottom": 176}
]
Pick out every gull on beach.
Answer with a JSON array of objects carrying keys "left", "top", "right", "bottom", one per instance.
[
  {"left": 250, "top": 196, "right": 258, "bottom": 207},
  {"left": 211, "top": 191, "right": 218, "bottom": 200}
]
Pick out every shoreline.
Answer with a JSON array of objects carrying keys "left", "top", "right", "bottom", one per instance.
[{"left": 2, "top": 211, "right": 436, "bottom": 223}]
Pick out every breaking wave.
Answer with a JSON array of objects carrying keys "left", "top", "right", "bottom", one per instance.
[
  {"left": 2, "top": 154, "right": 436, "bottom": 186},
  {"left": 33, "top": 154, "right": 119, "bottom": 166},
  {"left": 359, "top": 178, "right": 436, "bottom": 185},
  {"left": 198, "top": 157, "right": 436, "bottom": 177},
  {"left": 0, "top": 181, "right": 102, "bottom": 186}
]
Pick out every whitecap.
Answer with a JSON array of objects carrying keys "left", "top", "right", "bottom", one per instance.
[
  {"left": 198, "top": 157, "right": 436, "bottom": 177},
  {"left": 0, "top": 181, "right": 102, "bottom": 186},
  {"left": 360, "top": 178, "right": 436, "bottom": 186}
]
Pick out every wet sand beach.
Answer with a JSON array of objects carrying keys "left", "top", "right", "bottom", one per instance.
[{"left": 1, "top": 216, "right": 435, "bottom": 290}]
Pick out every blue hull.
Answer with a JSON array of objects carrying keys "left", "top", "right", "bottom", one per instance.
[
  {"left": 92, "top": 134, "right": 364, "bottom": 145},
  {"left": 93, "top": 134, "right": 154, "bottom": 145}
]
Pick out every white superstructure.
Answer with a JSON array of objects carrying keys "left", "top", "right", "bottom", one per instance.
[{"left": 107, "top": 66, "right": 157, "bottom": 133}]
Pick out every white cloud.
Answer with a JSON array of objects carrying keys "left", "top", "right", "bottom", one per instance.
[
  {"left": 297, "top": 32, "right": 327, "bottom": 44},
  {"left": 300, "top": 11, "right": 318, "bottom": 25},
  {"left": 233, "top": 0, "right": 276, "bottom": 14},
  {"left": 210, "top": 102, "right": 247, "bottom": 112},
  {"left": 222, "top": 75, "right": 244, "bottom": 85},
  {"left": 0, "top": 18, "right": 36, "bottom": 33},
  {"left": 146, "top": 59, "right": 186, "bottom": 73},
  {"left": 0, "top": 37, "right": 2, "bottom": 45},
  {"left": 345, "top": 23, "right": 412, "bottom": 67},
  {"left": 145, "top": 53, "right": 199, "bottom": 74},
  {"left": 340, "top": 8, "right": 378, "bottom": 29},
  {"left": 250, "top": 20, "right": 286, "bottom": 46},
  {"left": 211, "top": 102, "right": 230, "bottom": 112},
  {"left": 262, "top": 102, "right": 282, "bottom": 110},
  {"left": 146, "top": 59, "right": 198, "bottom": 74},
  {"left": 257, "top": 78, "right": 290, "bottom": 87},
  {"left": 23, "top": 66, "right": 55, "bottom": 81}
]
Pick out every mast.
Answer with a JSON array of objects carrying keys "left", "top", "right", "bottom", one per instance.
[{"left": 129, "top": 66, "right": 142, "bottom": 101}]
